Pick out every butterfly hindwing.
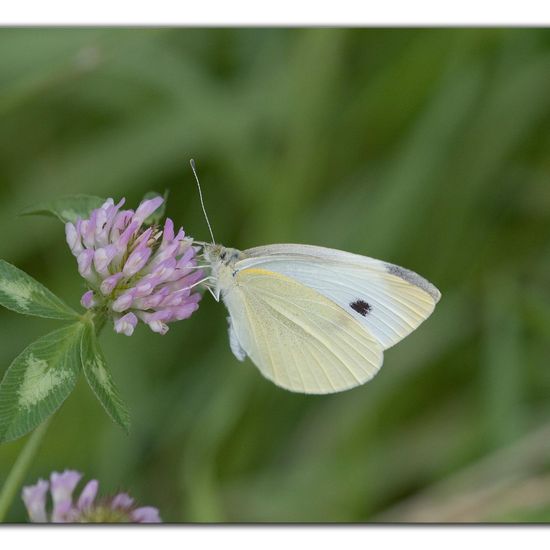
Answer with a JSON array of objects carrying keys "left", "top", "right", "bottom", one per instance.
[{"left": 223, "top": 267, "right": 384, "bottom": 394}]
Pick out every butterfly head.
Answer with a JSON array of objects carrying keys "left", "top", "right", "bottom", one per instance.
[
  {"left": 203, "top": 243, "right": 243, "bottom": 268},
  {"left": 200, "top": 243, "right": 244, "bottom": 302}
]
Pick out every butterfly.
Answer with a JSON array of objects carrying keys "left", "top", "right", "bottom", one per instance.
[{"left": 191, "top": 161, "right": 441, "bottom": 394}]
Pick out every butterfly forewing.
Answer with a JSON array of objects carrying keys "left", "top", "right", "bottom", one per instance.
[{"left": 237, "top": 244, "right": 441, "bottom": 350}]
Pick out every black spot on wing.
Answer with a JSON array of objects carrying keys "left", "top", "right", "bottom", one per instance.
[{"left": 350, "top": 299, "right": 372, "bottom": 317}]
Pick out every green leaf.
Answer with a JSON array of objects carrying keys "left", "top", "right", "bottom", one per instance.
[
  {"left": 0, "top": 260, "right": 79, "bottom": 320},
  {"left": 81, "top": 322, "right": 130, "bottom": 433},
  {"left": 20, "top": 194, "right": 106, "bottom": 223},
  {"left": 142, "top": 189, "right": 169, "bottom": 225},
  {"left": 0, "top": 323, "right": 84, "bottom": 443}
]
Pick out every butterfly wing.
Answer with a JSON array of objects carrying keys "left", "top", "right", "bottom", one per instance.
[
  {"left": 237, "top": 244, "right": 441, "bottom": 350},
  {"left": 222, "top": 267, "right": 383, "bottom": 394}
]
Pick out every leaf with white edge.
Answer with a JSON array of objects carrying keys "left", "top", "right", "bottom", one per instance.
[
  {"left": 0, "top": 323, "right": 84, "bottom": 443},
  {"left": 0, "top": 260, "right": 79, "bottom": 320},
  {"left": 20, "top": 194, "right": 106, "bottom": 224},
  {"left": 81, "top": 322, "right": 130, "bottom": 433},
  {"left": 142, "top": 189, "right": 169, "bottom": 225}
]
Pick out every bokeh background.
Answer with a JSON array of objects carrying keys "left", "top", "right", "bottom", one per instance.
[{"left": 1, "top": 28, "right": 550, "bottom": 523}]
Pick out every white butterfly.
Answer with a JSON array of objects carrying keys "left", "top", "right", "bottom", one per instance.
[{"left": 191, "top": 162, "right": 441, "bottom": 394}]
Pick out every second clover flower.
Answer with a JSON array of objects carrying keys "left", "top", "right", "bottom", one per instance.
[
  {"left": 66, "top": 196, "right": 203, "bottom": 335},
  {"left": 22, "top": 470, "right": 161, "bottom": 523}
]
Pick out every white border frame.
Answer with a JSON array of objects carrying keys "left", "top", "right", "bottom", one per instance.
[{"left": 1, "top": 0, "right": 550, "bottom": 25}]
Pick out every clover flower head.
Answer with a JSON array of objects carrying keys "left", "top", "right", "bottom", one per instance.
[
  {"left": 22, "top": 470, "right": 161, "bottom": 523},
  {"left": 66, "top": 196, "right": 203, "bottom": 335}
]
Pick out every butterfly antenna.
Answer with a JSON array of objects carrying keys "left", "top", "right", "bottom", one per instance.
[{"left": 190, "top": 159, "right": 216, "bottom": 245}]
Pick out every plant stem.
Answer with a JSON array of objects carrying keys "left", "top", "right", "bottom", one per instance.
[
  {"left": 86, "top": 307, "right": 107, "bottom": 335},
  {"left": 0, "top": 417, "right": 52, "bottom": 522}
]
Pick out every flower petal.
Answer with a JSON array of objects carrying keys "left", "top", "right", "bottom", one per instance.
[
  {"left": 81, "top": 212, "right": 97, "bottom": 248},
  {"left": 123, "top": 245, "right": 152, "bottom": 278},
  {"left": 133, "top": 196, "right": 164, "bottom": 224},
  {"left": 93, "top": 245, "right": 117, "bottom": 275},
  {"left": 111, "top": 493, "right": 134, "bottom": 509},
  {"left": 81, "top": 290, "right": 96, "bottom": 309},
  {"left": 116, "top": 220, "right": 140, "bottom": 251},
  {"left": 100, "top": 198, "right": 115, "bottom": 210},
  {"left": 21, "top": 479, "right": 49, "bottom": 523},
  {"left": 77, "top": 479, "right": 99, "bottom": 511},
  {"left": 65, "top": 222, "right": 83, "bottom": 256},
  {"left": 112, "top": 290, "right": 136, "bottom": 312},
  {"left": 50, "top": 470, "right": 82, "bottom": 522},
  {"left": 114, "top": 312, "right": 138, "bottom": 336},
  {"left": 77, "top": 249, "right": 95, "bottom": 280},
  {"left": 100, "top": 272, "right": 124, "bottom": 295},
  {"left": 131, "top": 506, "right": 162, "bottom": 523},
  {"left": 160, "top": 218, "right": 174, "bottom": 249}
]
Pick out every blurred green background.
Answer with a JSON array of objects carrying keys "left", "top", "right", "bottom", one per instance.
[{"left": 1, "top": 28, "right": 550, "bottom": 523}]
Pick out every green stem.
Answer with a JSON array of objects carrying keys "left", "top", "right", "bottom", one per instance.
[
  {"left": 80, "top": 309, "right": 106, "bottom": 336},
  {"left": 86, "top": 308, "right": 107, "bottom": 335},
  {"left": 0, "top": 417, "right": 52, "bottom": 522}
]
